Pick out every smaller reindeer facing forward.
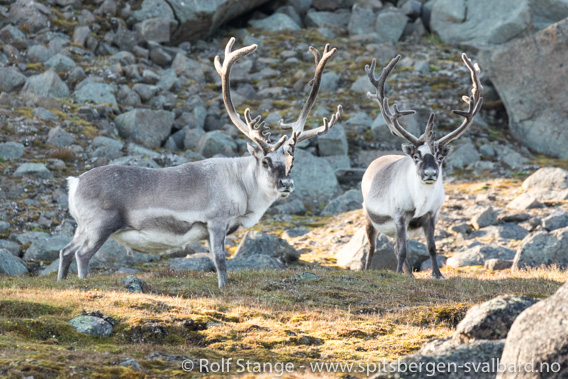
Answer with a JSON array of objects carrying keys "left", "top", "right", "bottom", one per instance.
[{"left": 361, "top": 54, "right": 483, "bottom": 278}]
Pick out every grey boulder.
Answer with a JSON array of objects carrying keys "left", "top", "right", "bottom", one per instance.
[
  {"left": 454, "top": 295, "right": 538, "bottom": 342},
  {"left": 114, "top": 109, "right": 174, "bottom": 148},
  {"left": 233, "top": 231, "right": 300, "bottom": 264},
  {"left": 480, "top": 19, "right": 568, "bottom": 158},
  {"left": 498, "top": 280, "right": 568, "bottom": 378},
  {"left": 513, "top": 227, "right": 568, "bottom": 269},
  {"left": 69, "top": 315, "right": 113, "bottom": 337},
  {"left": 0, "top": 249, "right": 28, "bottom": 276},
  {"left": 22, "top": 70, "right": 69, "bottom": 98}
]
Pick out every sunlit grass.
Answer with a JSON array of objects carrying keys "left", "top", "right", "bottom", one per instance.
[{"left": 0, "top": 266, "right": 565, "bottom": 377}]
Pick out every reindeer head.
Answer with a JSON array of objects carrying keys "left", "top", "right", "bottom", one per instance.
[
  {"left": 365, "top": 54, "right": 483, "bottom": 184},
  {"left": 215, "top": 38, "right": 342, "bottom": 198}
]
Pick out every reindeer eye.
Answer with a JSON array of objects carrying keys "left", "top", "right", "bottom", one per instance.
[
  {"left": 413, "top": 153, "right": 420, "bottom": 161},
  {"left": 261, "top": 158, "right": 271, "bottom": 169}
]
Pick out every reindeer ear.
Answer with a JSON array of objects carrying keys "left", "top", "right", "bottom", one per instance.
[
  {"left": 437, "top": 145, "right": 454, "bottom": 161},
  {"left": 402, "top": 144, "right": 416, "bottom": 157},
  {"left": 247, "top": 143, "right": 264, "bottom": 160}
]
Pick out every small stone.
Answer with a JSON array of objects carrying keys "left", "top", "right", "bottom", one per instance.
[
  {"left": 121, "top": 275, "right": 147, "bottom": 293},
  {"left": 69, "top": 315, "right": 114, "bottom": 337},
  {"left": 296, "top": 272, "right": 320, "bottom": 280},
  {"left": 282, "top": 228, "right": 309, "bottom": 239},
  {"left": 47, "top": 126, "right": 74, "bottom": 147},
  {"left": 118, "top": 358, "right": 141, "bottom": 371},
  {"left": 467, "top": 206, "right": 498, "bottom": 230},
  {"left": 484, "top": 259, "right": 513, "bottom": 271}
]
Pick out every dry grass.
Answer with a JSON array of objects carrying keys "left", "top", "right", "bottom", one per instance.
[{"left": 0, "top": 266, "right": 565, "bottom": 377}]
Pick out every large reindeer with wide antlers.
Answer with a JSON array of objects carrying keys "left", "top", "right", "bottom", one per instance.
[
  {"left": 57, "top": 38, "right": 341, "bottom": 288},
  {"left": 361, "top": 54, "right": 482, "bottom": 278}
]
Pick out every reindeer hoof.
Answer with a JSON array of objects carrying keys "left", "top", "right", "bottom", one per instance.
[{"left": 431, "top": 274, "right": 445, "bottom": 280}]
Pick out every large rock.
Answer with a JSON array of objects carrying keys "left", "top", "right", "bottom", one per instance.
[
  {"left": 8, "top": 0, "right": 51, "bottom": 34},
  {"left": 317, "top": 123, "right": 348, "bottom": 156},
  {"left": 321, "top": 189, "right": 363, "bottom": 216},
  {"left": 470, "top": 223, "right": 529, "bottom": 241},
  {"left": 114, "top": 109, "right": 174, "bottom": 148},
  {"left": 445, "top": 141, "right": 480, "bottom": 170},
  {"left": 480, "top": 19, "right": 568, "bottom": 158},
  {"left": 249, "top": 13, "right": 301, "bottom": 31},
  {"left": 446, "top": 244, "right": 516, "bottom": 267},
  {"left": 44, "top": 53, "right": 76, "bottom": 72},
  {"left": 375, "top": 9, "right": 408, "bottom": 44},
  {"left": 513, "top": 227, "right": 568, "bottom": 270},
  {"left": 348, "top": 5, "right": 376, "bottom": 36},
  {"left": 305, "top": 10, "right": 350, "bottom": 28},
  {"left": 129, "top": 0, "right": 271, "bottom": 43},
  {"left": 336, "top": 226, "right": 429, "bottom": 271},
  {"left": 454, "top": 295, "right": 538, "bottom": 342},
  {"left": 24, "top": 235, "right": 71, "bottom": 261},
  {"left": 169, "top": 253, "right": 215, "bottom": 272},
  {"left": 542, "top": 210, "right": 568, "bottom": 231},
  {"left": 498, "top": 280, "right": 568, "bottom": 378},
  {"left": 74, "top": 79, "right": 116, "bottom": 104},
  {"left": 196, "top": 130, "right": 237, "bottom": 157},
  {"left": 22, "top": 70, "right": 69, "bottom": 98},
  {"left": 227, "top": 255, "right": 285, "bottom": 271},
  {"left": 0, "top": 67, "right": 26, "bottom": 93},
  {"left": 0, "top": 142, "right": 24, "bottom": 161},
  {"left": 373, "top": 338, "right": 505, "bottom": 378},
  {"left": 430, "top": 0, "right": 568, "bottom": 46},
  {"left": 233, "top": 231, "right": 300, "bottom": 264},
  {"left": 522, "top": 167, "right": 568, "bottom": 190},
  {"left": 47, "top": 126, "right": 74, "bottom": 147},
  {"left": 0, "top": 249, "right": 28, "bottom": 276},
  {"left": 290, "top": 149, "right": 342, "bottom": 210},
  {"left": 13, "top": 163, "right": 53, "bottom": 179}
]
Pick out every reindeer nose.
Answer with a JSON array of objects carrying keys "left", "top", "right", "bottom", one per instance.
[
  {"left": 423, "top": 168, "right": 437, "bottom": 181},
  {"left": 279, "top": 178, "right": 294, "bottom": 191}
]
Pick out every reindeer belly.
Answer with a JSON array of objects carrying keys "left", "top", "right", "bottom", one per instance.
[
  {"left": 367, "top": 211, "right": 424, "bottom": 239},
  {"left": 112, "top": 218, "right": 208, "bottom": 254}
]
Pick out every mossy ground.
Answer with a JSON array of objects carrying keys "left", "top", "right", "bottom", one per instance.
[{"left": 0, "top": 266, "right": 565, "bottom": 378}]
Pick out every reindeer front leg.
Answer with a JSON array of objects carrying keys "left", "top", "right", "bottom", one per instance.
[
  {"left": 423, "top": 214, "right": 444, "bottom": 279},
  {"left": 208, "top": 223, "right": 228, "bottom": 288},
  {"left": 395, "top": 216, "right": 414, "bottom": 276}
]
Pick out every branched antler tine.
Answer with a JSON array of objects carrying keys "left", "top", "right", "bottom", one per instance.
[
  {"left": 366, "top": 55, "right": 421, "bottom": 146},
  {"left": 216, "top": 37, "right": 288, "bottom": 153},
  {"left": 309, "top": 45, "right": 320, "bottom": 66},
  {"left": 296, "top": 104, "right": 343, "bottom": 143},
  {"left": 436, "top": 53, "right": 484, "bottom": 147},
  {"left": 278, "top": 44, "right": 337, "bottom": 134}
]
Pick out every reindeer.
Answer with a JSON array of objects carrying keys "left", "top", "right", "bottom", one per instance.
[
  {"left": 361, "top": 54, "right": 482, "bottom": 278},
  {"left": 58, "top": 38, "right": 342, "bottom": 288}
]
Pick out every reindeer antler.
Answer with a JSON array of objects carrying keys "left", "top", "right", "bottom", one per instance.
[
  {"left": 278, "top": 44, "right": 343, "bottom": 146},
  {"left": 366, "top": 55, "right": 425, "bottom": 146},
  {"left": 436, "top": 53, "right": 483, "bottom": 147},
  {"left": 215, "top": 37, "right": 287, "bottom": 153}
]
